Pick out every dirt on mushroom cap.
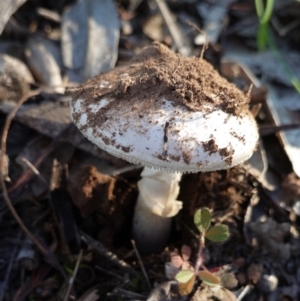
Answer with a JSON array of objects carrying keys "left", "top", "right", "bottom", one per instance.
[
  {"left": 69, "top": 42, "right": 257, "bottom": 172},
  {"left": 69, "top": 42, "right": 250, "bottom": 130}
]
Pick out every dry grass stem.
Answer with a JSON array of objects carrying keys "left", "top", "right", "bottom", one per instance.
[
  {"left": 131, "top": 240, "right": 151, "bottom": 290},
  {"left": 63, "top": 249, "right": 84, "bottom": 301}
]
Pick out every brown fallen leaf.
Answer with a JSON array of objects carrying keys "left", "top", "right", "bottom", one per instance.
[
  {"left": 192, "top": 284, "right": 237, "bottom": 301},
  {"left": 0, "top": 0, "right": 27, "bottom": 34}
]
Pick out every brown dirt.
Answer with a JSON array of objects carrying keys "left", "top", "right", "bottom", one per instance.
[
  {"left": 202, "top": 139, "right": 219, "bottom": 155},
  {"left": 69, "top": 42, "right": 250, "bottom": 133},
  {"left": 69, "top": 165, "right": 116, "bottom": 217},
  {"left": 178, "top": 166, "right": 254, "bottom": 253},
  {"left": 69, "top": 165, "right": 138, "bottom": 247}
]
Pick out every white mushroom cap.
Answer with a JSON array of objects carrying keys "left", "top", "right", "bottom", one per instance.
[
  {"left": 71, "top": 96, "right": 257, "bottom": 172},
  {"left": 70, "top": 42, "right": 258, "bottom": 172}
]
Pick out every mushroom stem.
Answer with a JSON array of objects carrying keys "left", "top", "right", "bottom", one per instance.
[{"left": 132, "top": 167, "right": 183, "bottom": 254}]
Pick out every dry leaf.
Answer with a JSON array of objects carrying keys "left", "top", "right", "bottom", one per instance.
[
  {"left": 0, "top": 0, "right": 27, "bottom": 34},
  {"left": 26, "top": 35, "right": 64, "bottom": 93},
  {"left": 61, "top": 0, "right": 119, "bottom": 83}
]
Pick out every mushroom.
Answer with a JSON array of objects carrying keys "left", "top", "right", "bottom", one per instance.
[{"left": 69, "top": 42, "right": 258, "bottom": 253}]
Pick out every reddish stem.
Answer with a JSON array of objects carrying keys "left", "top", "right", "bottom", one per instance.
[{"left": 194, "top": 232, "right": 205, "bottom": 273}]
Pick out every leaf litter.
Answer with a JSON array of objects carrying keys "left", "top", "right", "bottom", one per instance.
[{"left": 0, "top": 0, "right": 300, "bottom": 301}]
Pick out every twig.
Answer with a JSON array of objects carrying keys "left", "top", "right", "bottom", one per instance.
[
  {"left": 177, "top": 218, "right": 199, "bottom": 239},
  {"left": 80, "top": 231, "right": 137, "bottom": 276},
  {"left": 259, "top": 123, "right": 300, "bottom": 136},
  {"left": 186, "top": 21, "right": 208, "bottom": 60},
  {"left": 63, "top": 249, "right": 83, "bottom": 301},
  {"left": 112, "top": 164, "right": 143, "bottom": 177},
  {"left": 0, "top": 91, "right": 48, "bottom": 255},
  {"left": 111, "top": 288, "right": 146, "bottom": 299},
  {"left": 246, "top": 84, "right": 253, "bottom": 98},
  {"left": 154, "top": 0, "right": 191, "bottom": 56},
  {"left": 96, "top": 265, "right": 125, "bottom": 280},
  {"left": 131, "top": 240, "right": 151, "bottom": 290},
  {"left": 19, "top": 157, "right": 49, "bottom": 188},
  {"left": 237, "top": 284, "right": 252, "bottom": 301}
]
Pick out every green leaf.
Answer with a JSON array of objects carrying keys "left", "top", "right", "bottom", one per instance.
[
  {"left": 198, "top": 270, "right": 220, "bottom": 286},
  {"left": 205, "top": 225, "right": 229, "bottom": 242},
  {"left": 179, "top": 275, "right": 196, "bottom": 295},
  {"left": 255, "top": 0, "right": 264, "bottom": 19},
  {"left": 175, "top": 270, "right": 194, "bottom": 283},
  {"left": 194, "top": 208, "right": 211, "bottom": 233},
  {"left": 260, "top": 0, "right": 275, "bottom": 24},
  {"left": 257, "top": 23, "right": 269, "bottom": 51},
  {"left": 291, "top": 78, "right": 300, "bottom": 93}
]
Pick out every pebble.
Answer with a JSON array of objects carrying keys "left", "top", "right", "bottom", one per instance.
[
  {"left": 257, "top": 274, "right": 278, "bottom": 293},
  {"left": 293, "top": 201, "right": 300, "bottom": 216}
]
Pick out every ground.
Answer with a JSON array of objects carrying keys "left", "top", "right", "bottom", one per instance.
[{"left": 0, "top": 0, "right": 300, "bottom": 301}]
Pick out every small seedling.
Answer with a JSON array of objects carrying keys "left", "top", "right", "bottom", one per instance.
[{"left": 174, "top": 208, "right": 230, "bottom": 295}]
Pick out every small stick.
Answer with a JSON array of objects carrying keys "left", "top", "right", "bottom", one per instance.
[
  {"left": 63, "top": 249, "right": 83, "bottom": 301},
  {"left": 247, "top": 84, "right": 253, "bottom": 98},
  {"left": 154, "top": 0, "right": 191, "bottom": 56},
  {"left": 112, "top": 287, "right": 146, "bottom": 299},
  {"left": 19, "top": 157, "right": 49, "bottom": 188},
  {"left": 131, "top": 240, "right": 151, "bottom": 290},
  {"left": 95, "top": 265, "right": 125, "bottom": 280},
  {"left": 186, "top": 21, "right": 208, "bottom": 60},
  {"left": 177, "top": 218, "right": 199, "bottom": 239},
  {"left": 112, "top": 164, "right": 143, "bottom": 176},
  {"left": 259, "top": 123, "right": 300, "bottom": 136},
  {"left": 237, "top": 284, "right": 253, "bottom": 301},
  {"left": 81, "top": 232, "right": 136, "bottom": 276}
]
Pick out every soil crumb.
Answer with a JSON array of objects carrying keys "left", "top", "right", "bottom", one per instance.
[
  {"left": 203, "top": 139, "right": 218, "bottom": 155},
  {"left": 69, "top": 165, "right": 116, "bottom": 217},
  {"left": 219, "top": 146, "right": 234, "bottom": 165}
]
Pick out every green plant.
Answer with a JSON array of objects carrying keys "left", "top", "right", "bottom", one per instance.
[
  {"left": 254, "top": 0, "right": 300, "bottom": 93},
  {"left": 255, "top": 0, "right": 274, "bottom": 51},
  {"left": 173, "top": 208, "right": 230, "bottom": 295}
]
